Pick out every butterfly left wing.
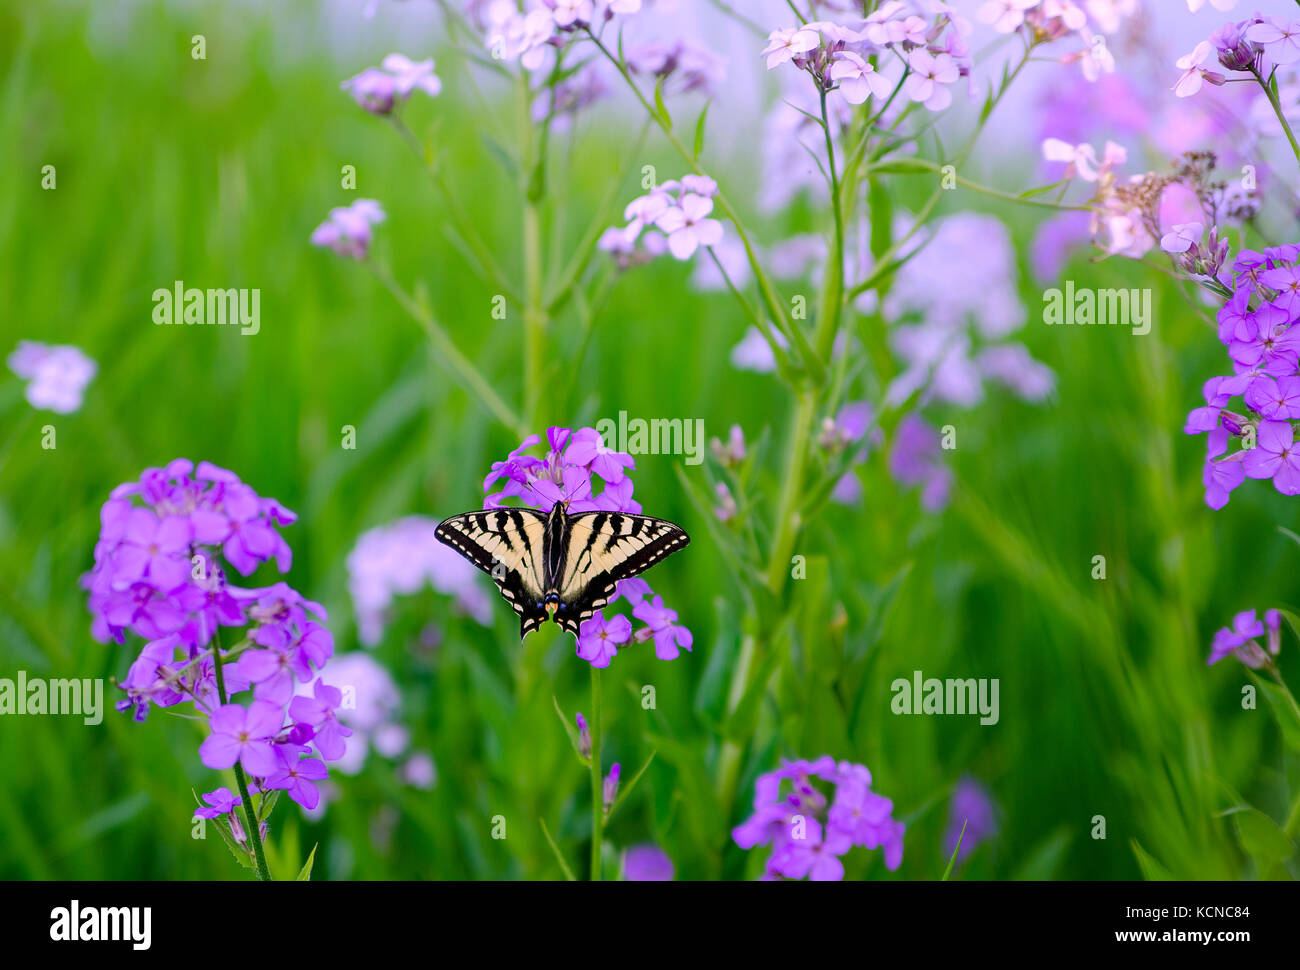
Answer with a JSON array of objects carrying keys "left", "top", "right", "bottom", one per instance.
[
  {"left": 553, "top": 511, "right": 690, "bottom": 636},
  {"left": 435, "top": 508, "right": 550, "bottom": 639}
]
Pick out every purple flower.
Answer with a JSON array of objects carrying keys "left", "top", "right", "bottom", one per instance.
[
  {"left": 342, "top": 54, "right": 440, "bottom": 115},
  {"left": 1242, "top": 420, "right": 1300, "bottom": 494},
  {"left": 1203, "top": 427, "right": 1246, "bottom": 510},
  {"left": 632, "top": 596, "right": 693, "bottom": 660},
  {"left": 944, "top": 777, "right": 998, "bottom": 863},
  {"left": 576, "top": 610, "right": 632, "bottom": 668},
  {"left": 603, "top": 762, "right": 621, "bottom": 812},
  {"left": 288, "top": 678, "right": 353, "bottom": 762},
  {"left": 264, "top": 747, "right": 329, "bottom": 810},
  {"left": 194, "top": 786, "right": 240, "bottom": 820},
  {"left": 566, "top": 428, "right": 635, "bottom": 483},
  {"left": 576, "top": 712, "right": 592, "bottom": 759},
  {"left": 1208, "top": 610, "right": 1271, "bottom": 668},
  {"left": 624, "top": 844, "right": 674, "bottom": 881},
  {"left": 198, "top": 701, "right": 284, "bottom": 776},
  {"left": 478, "top": 427, "right": 688, "bottom": 666},
  {"left": 311, "top": 199, "right": 385, "bottom": 260},
  {"left": 733, "top": 756, "right": 904, "bottom": 879}
]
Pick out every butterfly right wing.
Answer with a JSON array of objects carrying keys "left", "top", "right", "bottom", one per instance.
[{"left": 434, "top": 508, "right": 549, "bottom": 640}]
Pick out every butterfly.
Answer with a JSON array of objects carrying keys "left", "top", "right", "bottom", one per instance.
[{"left": 434, "top": 501, "right": 690, "bottom": 640}]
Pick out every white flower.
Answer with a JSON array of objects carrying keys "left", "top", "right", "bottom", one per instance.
[
  {"left": 977, "top": 0, "right": 1038, "bottom": 34},
  {"left": 829, "top": 52, "right": 893, "bottom": 105},
  {"left": 7, "top": 341, "right": 96, "bottom": 414},
  {"left": 903, "top": 49, "right": 959, "bottom": 111},
  {"left": 1173, "top": 40, "right": 1225, "bottom": 97},
  {"left": 656, "top": 194, "right": 724, "bottom": 259},
  {"left": 1247, "top": 18, "right": 1300, "bottom": 66},
  {"left": 760, "top": 25, "right": 820, "bottom": 69},
  {"left": 1042, "top": 137, "right": 1125, "bottom": 181},
  {"left": 379, "top": 54, "right": 442, "bottom": 97}
]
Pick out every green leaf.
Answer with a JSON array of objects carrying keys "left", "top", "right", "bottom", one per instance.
[
  {"left": 867, "top": 159, "right": 934, "bottom": 176},
  {"left": 942, "top": 821, "right": 966, "bottom": 880},
  {"left": 296, "top": 843, "right": 317, "bottom": 881},
  {"left": 1246, "top": 670, "right": 1300, "bottom": 752},
  {"left": 539, "top": 817, "right": 577, "bottom": 881},
  {"left": 721, "top": 636, "right": 783, "bottom": 742},
  {"left": 653, "top": 76, "right": 672, "bottom": 130},
  {"left": 1018, "top": 179, "right": 1069, "bottom": 199},
  {"left": 1221, "top": 806, "right": 1294, "bottom": 865},
  {"left": 211, "top": 816, "right": 254, "bottom": 871},
  {"left": 553, "top": 695, "right": 589, "bottom": 762},
  {"left": 1130, "top": 839, "right": 1174, "bottom": 881},
  {"left": 868, "top": 176, "right": 892, "bottom": 263},
  {"left": 693, "top": 100, "right": 711, "bottom": 159},
  {"left": 607, "top": 751, "right": 656, "bottom": 821}
]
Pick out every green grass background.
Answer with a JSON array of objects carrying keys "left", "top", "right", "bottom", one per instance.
[{"left": 1, "top": 1, "right": 1297, "bottom": 880}]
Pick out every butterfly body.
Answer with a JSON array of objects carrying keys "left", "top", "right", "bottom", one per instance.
[{"left": 434, "top": 502, "right": 689, "bottom": 640}]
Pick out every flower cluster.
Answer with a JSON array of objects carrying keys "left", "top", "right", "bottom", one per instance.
[
  {"left": 627, "top": 38, "right": 726, "bottom": 98},
  {"left": 978, "top": 0, "right": 1124, "bottom": 81},
  {"left": 1184, "top": 245, "right": 1300, "bottom": 507},
  {"left": 481, "top": 426, "right": 692, "bottom": 667},
  {"left": 1174, "top": 16, "right": 1299, "bottom": 99},
  {"left": 1207, "top": 608, "right": 1283, "bottom": 668},
  {"left": 601, "top": 175, "right": 722, "bottom": 264},
  {"left": 762, "top": 3, "right": 973, "bottom": 112},
  {"left": 346, "top": 516, "right": 494, "bottom": 646},
  {"left": 342, "top": 54, "right": 441, "bottom": 116},
  {"left": 7, "top": 341, "right": 97, "bottom": 414},
  {"left": 485, "top": 0, "right": 643, "bottom": 70},
  {"left": 311, "top": 199, "right": 386, "bottom": 260},
  {"left": 84, "top": 459, "right": 348, "bottom": 819},
  {"left": 732, "top": 756, "right": 905, "bottom": 880},
  {"left": 315, "top": 650, "right": 432, "bottom": 789},
  {"left": 884, "top": 212, "right": 1053, "bottom": 408}
]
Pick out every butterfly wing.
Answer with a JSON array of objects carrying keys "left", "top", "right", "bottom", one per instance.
[
  {"left": 434, "top": 508, "right": 549, "bottom": 639},
  {"left": 554, "top": 511, "right": 691, "bottom": 637}
]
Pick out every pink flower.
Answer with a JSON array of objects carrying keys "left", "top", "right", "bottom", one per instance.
[
  {"left": 760, "top": 26, "right": 820, "bottom": 69},
  {"left": 829, "top": 52, "right": 892, "bottom": 105},
  {"left": 1174, "top": 41, "right": 1226, "bottom": 98},
  {"left": 1247, "top": 18, "right": 1300, "bottom": 66},
  {"left": 903, "top": 50, "right": 958, "bottom": 111},
  {"left": 657, "top": 194, "right": 724, "bottom": 260},
  {"left": 1160, "top": 222, "right": 1204, "bottom": 255}
]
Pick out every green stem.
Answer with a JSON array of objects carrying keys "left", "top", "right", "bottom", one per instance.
[
  {"left": 868, "top": 158, "right": 1090, "bottom": 211},
  {"left": 370, "top": 263, "right": 528, "bottom": 437},
  {"left": 1253, "top": 66, "right": 1300, "bottom": 170},
  {"left": 210, "top": 630, "right": 272, "bottom": 882},
  {"left": 764, "top": 389, "right": 818, "bottom": 593},
  {"left": 519, "top": 74, "right": 548, "bottom": 428},
  {"left": 390, "top": 117, "right": 523, "bottom": 304},
  {"left": 814, "top": 84, "right": 846, "bottom": 362},
  {"left": 589, "top": 666, "right": 603, "bottom": 881},
  {"left": 585, "top": 29, "right": 825, "bottom": 384}
]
